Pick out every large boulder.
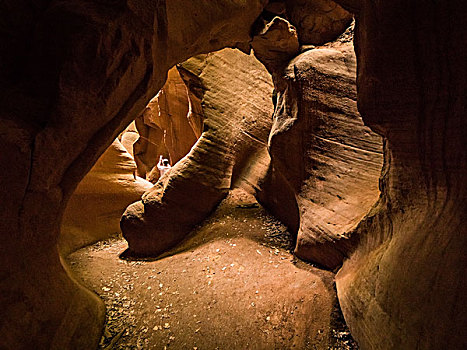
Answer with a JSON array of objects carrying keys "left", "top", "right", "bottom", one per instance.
[
  {"left": 285, "top": 0, "right": 353, "bottom": 45},
  {"left": 59, "top": 139, "right": 152, "bottom": 256},
  {"left": 121, "top": 48, "right": 273, "bottom": 257},
  {"left": 251, "top": 16, "right": 300, "bottom": 73}
]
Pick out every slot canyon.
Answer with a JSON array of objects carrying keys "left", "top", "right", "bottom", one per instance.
[{"left": 0, "top": 0, "right": 465, "bottom": 349}]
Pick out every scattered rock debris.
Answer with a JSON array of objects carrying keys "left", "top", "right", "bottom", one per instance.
[{"left": 67, "top": 190, "right": 358, "bottom": 349}]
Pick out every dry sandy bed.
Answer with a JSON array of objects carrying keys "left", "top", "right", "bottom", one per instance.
[{"left": 67, "top": 190, "right": 357, "bottom": 349}]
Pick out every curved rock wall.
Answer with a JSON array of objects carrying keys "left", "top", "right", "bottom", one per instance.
[
  {"left": 251, "top": 14, "right": 383, "bottom": 270},
  {"left": 332, "top": 1, "right": 467, "bottom": 349},
  {"left": 121, "top": 48, "right": 274, "bottom": 257},
  {"left": 119, "top": 121, "right": 139, "bottom": 158},
  {"left": 60, "top": 139, "right": 152, "bottom": 256},
  {"left": 0, "top": 1, "right": 267, "bottom": 348},
  {"left": 265, "top": 42, "right": 383, "bottom": 270},
  {"left": 1, "top": 1, "right": 465, "bottom": 349},
  {"left": 253, "top": 3, "right": 466, "bottom": 347},
  {"left": 133, "top": 66, "right": 203, "bottom": 182}
]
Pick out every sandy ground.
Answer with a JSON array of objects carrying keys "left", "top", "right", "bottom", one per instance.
[{"left": 67, "top": 190, "right": 357, "bottom": 349}]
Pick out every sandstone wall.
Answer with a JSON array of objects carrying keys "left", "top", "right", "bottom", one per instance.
[
  {"left": 0, "top": 1, "right": 465, "bottom": 349},
  {"left": 119, "top": 121, "right": 139, "bottom": 158},
  {"left": 133, "top": 66, "right": 203, "bottom": 182},
  {"left": 263, "top": 42, "right": 383, "bottom": 270},
  {"left": 121, "top": 48, "right": 274, "bottom": 257},
  {"left": 332, "top": 1, "right": 467, "bottom": 349},
  {"left": 252, "top": 3, "right": 466, "bottom": 347},
  {"left": 251, "top": 13, "right": 382, "bottom": 270},
  {"left": 59, "top": 139, "right": 152, "bottom": 256},
  {"left": 0, "top": 1, "right": 267, "bottom": 348}
]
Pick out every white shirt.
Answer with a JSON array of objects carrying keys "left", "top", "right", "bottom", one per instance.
[{"left": 157, "top": 164, "right": 171, "bottom": 177}]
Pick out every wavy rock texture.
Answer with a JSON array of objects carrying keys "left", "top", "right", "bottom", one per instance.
[
  {"left": 0, "top": 1, "right": 267, "bottom": 348},
  {"left": 133, "top": 67, "right": 203, "bottom": 182},
  {"left": 1, "top": 0, "right": 465, "bottom": 349},
  {"left": 251, "top": 14, "right": 382, "bottom": 270},
  {"left": 258, "top": 42, "right": 383, "bottom": 269},
  {"left": 251, "top": 16, "right": 300, "bottom": 73},
  {"left": 332, "top": 1, "right": 467, "bottom": 349},
  {"left": 285, "top": 0, "right": 352, "bottom": 45},
  {"left": 120, "top": 121, "right": 139, "bottom": 158},
  {"left": 121, "top": 48, "right": 273, "bottom": 256},
  {"left": 59, "top": 139, "right": 152, "bottom": 256}
]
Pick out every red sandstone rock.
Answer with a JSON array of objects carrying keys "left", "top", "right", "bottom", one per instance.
[
  {"left": 0, "top": 1, "right": 465, "bottom": 349},
  {"left": 331, "top": 1, "right": 467, "bottom": 349},
  {"left": 257, "top": 42, "right": 383, "bottom": 269},
  {"left": 286, "top": 0, "right": 353, "bottom": 45},
  {"left": 251, "top": 16, "right": 300, "bottom": 73},
  {"left": 121, "top": 48, "right": 273, "bottom": 257},
  {"left": 119, "top": 121, "right": 139, "bottom": 158},
  {"left": 0, "top": 1, "right": 268, "bottom": 348},
  {"left": 132, "top": 67, "right": 202, "bottom": 182},
  {"left": 60, "top": 139, "right": 152, "bottom": 256}
]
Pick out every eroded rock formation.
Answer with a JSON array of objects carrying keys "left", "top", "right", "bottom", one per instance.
[
  {"left": 119, "top": 121, "right": 139, "bottom": 158},
  {"left": 285, "top": 0, "right": 352, "bottom": 45},
  {"left": 251, "top": 13, "right": 382, "bottom": 269},
  {"left": 121, "top": 48, "right": 274, "bottom": 257},
  {"left": 0, "top": 1, "right": 267, "bottom": 348},
  {"left": 59, "top": 139, "right": 152, "bottom": 256},
  {"left": 253, "top": 3, "right": 466, "bottom": 347},
  {"left": 251, "top": 16, "right": 300, "bottom": 73},
  {"left": 0, "top": 0, "right": 465, "bottom": 349},
  {"left": 133, "top": 67, "right": 203, "bottom": 182},
  {"left": 261, "top": 41, "right": 383, "bottom": 270},
  {"left": 331, "top": 1, "right": 467, "bottom": 349}
]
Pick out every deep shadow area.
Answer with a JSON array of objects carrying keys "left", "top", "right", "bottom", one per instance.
[
  {"left": 1, "top": 1, "right": 465, "bottom": 348},
  {"left": 67, "top": 189, "right": 357, "bottom": 349}
]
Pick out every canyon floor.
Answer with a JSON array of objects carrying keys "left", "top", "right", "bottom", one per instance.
[{"left": 67, "top": 189, "right": 357, "bottom": 350}]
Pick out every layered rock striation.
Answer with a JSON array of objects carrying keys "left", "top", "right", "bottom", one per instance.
[
  {"left": 332, "top": 1, "right": 467, "bottom": 349},
  {"left": 133, "top": 67, "right": 203, "bottom": 183},
  {"left": 0, "top": 1, "right": 267, "bottom": 348},
  {"left": 264, "top": 42, "right": 383, "bottom": 269},
  {"left": 120, "top": 48, "right": 274, "bottom": 257},
  {"left": 251, "top": 14, "right": 382, "bottom": 270},
  {"left": 60, "top": 139, "right": 152, "bottom": 256},
  {"left": 0, "top": 1, "right": 465, "bottom": 349}
]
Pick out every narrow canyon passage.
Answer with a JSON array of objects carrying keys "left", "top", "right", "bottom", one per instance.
[
  {"left": 1, "top": 2, "right": 465, "bottom": 349},
  {"left": 67, "top": 190, "right": 356, "bottom": 349}
]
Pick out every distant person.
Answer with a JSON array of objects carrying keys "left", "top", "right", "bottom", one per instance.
[{"left": 157, "top": 155, "right": 172, "bottom": 177}]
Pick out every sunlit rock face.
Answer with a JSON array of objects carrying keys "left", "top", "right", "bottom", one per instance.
[
  {"left": 332, "top": 1, "right": 467, "bottom": 349},
  {"left": 132, "top": 67, "right": 204, "bottom": 183},
  {"left": 0, "top": 1, "right": 267, "bottom": 348},
  {"left": 121, "top": 48, "right": 274, "bottom": 257},
  {"left": 120, "top": 121, "right": 139, "bottom": 158},
  {"left": 263, "top": 41, "right": 383, "bottom": 270},
  {"left": 60, "top": 139, "right": 152, "bottom": 256}
]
